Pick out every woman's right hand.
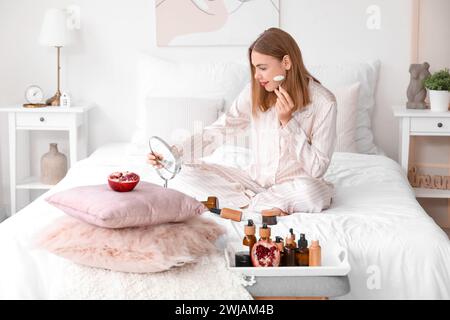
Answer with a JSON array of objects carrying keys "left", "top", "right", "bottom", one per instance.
[{"left": 147, "top": 152, "right": 164, "bottom": 169}]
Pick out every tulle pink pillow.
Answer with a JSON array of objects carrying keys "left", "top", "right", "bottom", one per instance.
[
  {"left": 45, "top": 182, "right": 207, "bottom": 228},
  {"left": 36, "top": 216, "right": 225, "bottom": 273}
]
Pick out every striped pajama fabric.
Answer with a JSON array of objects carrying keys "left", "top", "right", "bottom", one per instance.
[
  {"left": 178, "top": 79, "right": 337, "bottom": 214},
  {"left": 187, "top": 162, "right": 334, "bottom": 214}
]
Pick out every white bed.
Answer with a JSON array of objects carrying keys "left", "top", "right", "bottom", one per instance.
[{"left": 0, "top": 143, "right": 449, "bottom": 300}]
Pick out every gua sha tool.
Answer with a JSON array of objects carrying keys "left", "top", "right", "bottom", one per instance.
[
  {"left": 273, "top": 75, "right": 285, "bottom": 88},
  {"left": 273, "top": 75, "right": 285, "bottom": 81}
]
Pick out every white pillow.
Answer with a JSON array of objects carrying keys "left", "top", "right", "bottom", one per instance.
[
  {"left": 130, "top": 97, "right": 224, "bottom": 153},
  {"left": 135, "top": 54, "right": 250, "bottom": 131},
  {"left": 330, "top": 82, "right": 361, "bottom": 153},
  {"left": 131, "top": 54, "right": 250, "bottom": 155},
  {"left": 191, "top": 83, "right": 360, "bottom": 159},
  {"left": 309, "top": 61, "right": 381, "bottom": 154}
]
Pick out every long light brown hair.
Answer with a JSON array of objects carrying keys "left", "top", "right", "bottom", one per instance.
[{"left": 248, "top": 28, "right": 319, "bottom": 115}]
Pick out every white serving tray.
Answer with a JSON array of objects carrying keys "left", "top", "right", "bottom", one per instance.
[{"left": 225, "top": 242, "right": 351, "bottom": 277}]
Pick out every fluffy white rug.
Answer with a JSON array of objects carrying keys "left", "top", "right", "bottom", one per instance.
[{"left": 46, "top": 253, "right": 253, "bottom": 300}]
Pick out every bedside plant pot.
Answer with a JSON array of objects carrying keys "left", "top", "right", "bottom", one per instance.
[{"left": 429, "top": 90, "right": 450, "bottom": 112}]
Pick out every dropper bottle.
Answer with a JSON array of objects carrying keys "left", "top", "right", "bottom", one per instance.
[
  {"left": 285, "top": 228, "right": 297, "bottom": 249},
  {"left": 258, "top": 223, "right": 271, "bottom": 241},
  {"left": 210, "top": 207, "right": 242, "bottom": 222},
  {"left": 243, "top": 219, "right": 257, "bottom": 255}
]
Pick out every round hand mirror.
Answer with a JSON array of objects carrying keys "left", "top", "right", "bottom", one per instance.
[{"left": 149, "top": 136, "right": 182, "bottom": 188}]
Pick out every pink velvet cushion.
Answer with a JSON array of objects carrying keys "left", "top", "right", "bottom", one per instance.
[
  {"left": 36, "top": 216, "right": 225, "bottom": 273},
  {"left": 45, "top": 182, "right": 207, "bottom": 228}
]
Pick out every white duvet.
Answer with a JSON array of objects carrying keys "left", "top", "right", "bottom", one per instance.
[{"left": 0, "top": 143, "right": 449, "bottom": 299}]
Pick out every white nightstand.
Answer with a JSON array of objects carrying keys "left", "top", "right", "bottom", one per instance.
[
  {"left": 0, "top": 105, "right": 93, "bottom": 216},
  {"left": 393, "top": 105, "right": 450, "bottom": 199}
]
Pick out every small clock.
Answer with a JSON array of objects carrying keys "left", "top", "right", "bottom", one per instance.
[{"left": 24, "top": 85, "right": 45, "bottom": 105}]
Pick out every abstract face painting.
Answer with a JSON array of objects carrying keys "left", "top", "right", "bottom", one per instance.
[{"left": 155, "top": 0, "right": 280, "bottom": 46}]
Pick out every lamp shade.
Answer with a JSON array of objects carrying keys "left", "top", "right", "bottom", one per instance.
[{"left": 39, "top": 8, "right": 68, "bottom": 47}]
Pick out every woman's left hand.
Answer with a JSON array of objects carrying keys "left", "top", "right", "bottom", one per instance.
[{"left": 274, "top": 86, "right": 295, "bottom": 127}]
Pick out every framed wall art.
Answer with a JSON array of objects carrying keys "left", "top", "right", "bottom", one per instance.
[{"left": 155, "top": 0, "right": 280, "bottom": 46}]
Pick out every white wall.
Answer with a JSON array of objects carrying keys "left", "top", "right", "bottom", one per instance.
[
  {"left": 418, "top": 0, "right": 450, "bottom": 71},
  {"left": 414, "top": 0, "right": 450, "bottom": 233},
  {"left": 283, "top": 0, "right": 413, "bottom": 160},
  {"left": 0, "top": 0, "right": 419, "bottom": 215}
]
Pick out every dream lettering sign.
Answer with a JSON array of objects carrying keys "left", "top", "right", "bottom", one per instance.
[{"left": 408, "top": 167, "right": 450, "bottom": 190}]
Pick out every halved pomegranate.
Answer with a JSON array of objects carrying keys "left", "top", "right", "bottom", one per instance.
[
  {"left": 108, "top": 171, "right": 140, "bottom": 192},
  {"left": 251, "top": 240, "right": 281, "bottom": 267}
]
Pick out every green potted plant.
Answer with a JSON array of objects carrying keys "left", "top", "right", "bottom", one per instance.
[{"left": 423, "top": 68, "right": 450, "bottom": 112}]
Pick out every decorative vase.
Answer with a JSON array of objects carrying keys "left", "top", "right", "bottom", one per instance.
[
  {"left": 428, "top": 90, "right": 450, "bottom": 112},
  {"left": 40, "top": 143, "right": 68, "bottom": 185}
]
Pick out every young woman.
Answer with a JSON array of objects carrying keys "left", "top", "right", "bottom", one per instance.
[{"left": 148, "top": 28, "right": 337, "bottom": 215}]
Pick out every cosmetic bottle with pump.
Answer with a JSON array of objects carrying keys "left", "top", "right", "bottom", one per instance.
[
  {"left": 275, "top": 236, "right": 286, "bottom": 266},
  {"left": 309, "top": 240, "right": 322, "bottom": 266},
  {"left": 243, "top": 219, "right": 257, "bottom": 255},
  {"left": 296, "top": 233, "right": 309, "bottom": 266},
  {"left": 284, "top": 236, "right": 297, "bottom": 266}
]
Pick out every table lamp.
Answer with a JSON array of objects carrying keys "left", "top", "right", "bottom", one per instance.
[{"left": 39, "top": 8, "right": 69, "bottom": 106}]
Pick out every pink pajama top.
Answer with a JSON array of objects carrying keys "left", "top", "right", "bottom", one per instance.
[{"left": 178, "top": 79, "right": 337, "bottom": 188}]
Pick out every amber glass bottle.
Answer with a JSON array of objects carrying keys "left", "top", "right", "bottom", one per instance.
[
  {"left": 258, "top": 223, "right": 272, "bottom": 241},
  {"left": 275, "top": 236, "right": 286, "bottom": 266},
  {"left": 285, "top": 228, "right": 297, "bottom": 249},
  {"left": 296, "top": 233, "right": 309, "bottom": 266},
  {"left": 285, "top": 237, "right": 297, "bottom": 266},
  {"left": 243, "top": 219, "right": 257, "bottom": 255}
]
